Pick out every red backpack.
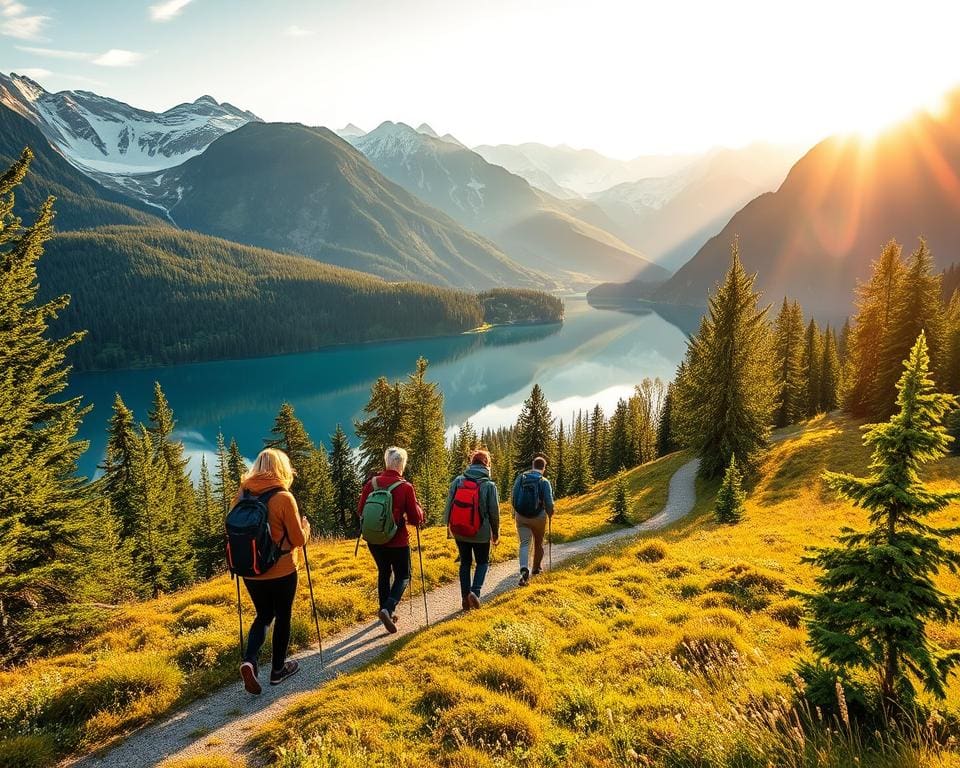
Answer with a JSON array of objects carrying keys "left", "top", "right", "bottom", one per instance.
[{"left": 449, "top": 477, "right": 484, "bottom": 537}]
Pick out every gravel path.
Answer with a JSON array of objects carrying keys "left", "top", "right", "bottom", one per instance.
[{"left": 74, "top": 457, "right": 701, "bottom": 768}]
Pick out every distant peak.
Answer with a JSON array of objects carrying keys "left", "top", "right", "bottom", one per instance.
[
  {"left": 195, "top": 95, "right": 219, "bottom": 105},
  {"left": 337, "top": 122, "right": 366, "bottom": 136},
  {"left": 417, "top": 123, "right": 438, "bottom": 137},
  {"left": 439, "top": 133, "right": 465, "bottom": 148}
]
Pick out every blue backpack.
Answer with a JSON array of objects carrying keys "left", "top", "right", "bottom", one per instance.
[
  {"left": 515, "top": 472, "right": 544, "bottom": 518},
  {"left": 225, "top": 488, "right": 288, "bottom": 577}
]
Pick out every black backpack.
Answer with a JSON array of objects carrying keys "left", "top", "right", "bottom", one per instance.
[
  {"left": 515, "top": 472, "right": 544, "bottom": 518},
  {"left": 225, "top": 488, "right": 288, "bottom": 577}
]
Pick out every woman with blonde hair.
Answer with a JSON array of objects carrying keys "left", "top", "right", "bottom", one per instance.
[{"left": 235, "top": 447, "right": 309, "bottom": 694}]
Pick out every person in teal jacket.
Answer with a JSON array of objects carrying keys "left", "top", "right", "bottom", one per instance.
[{"left": 444, "top": 449, "right": 500, "bottom": 610}]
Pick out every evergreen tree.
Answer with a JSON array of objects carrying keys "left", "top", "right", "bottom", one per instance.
[
  {"left": 266, "top": 403, "right": 321, "bottom": 521},
  {"left": 553, "top": 419, "right": 568, "bottom": 498},
  {"left": 714, "top": 455, "right": 746, "bottom": 524},
  {"left": 448, "top": 420, "right": 478, "bottom": 480},
  {"left": 194, "top": 455, "right": 221, "bottom": 577},
  {"left": 673, "top": 243, "right": 775, "bottom": 479},
  {"left": 588, "top": 404, "right": 609, "bottom": 480},
  {"left": 355, "top": 377, "right": 407, "bottom": 478},
  {"left": 329, "top": 424, "right": 360, "bottom": 533},
  {"left": 803, "top": 333, "right": 960, "bottom": 712},
  {"left": 308, "top": 445, "right": 335, "bottom": 533},
  {"left": 801, "top": 319, "right": 823, "bottom": 418},
  {"left": 874, "top": 239, "right": 946, "bottom": 418},
  {"left": 609, "top": 470, "right": 630, "bottom": 524},
  {"left": 819, "top": 325, "right": 841, "bottom": 412},
  {"left": 402, "top": 358, "right": 447, "bottom": 523},
  {"left": 100, "top": 393, "right": 139, "bottom": 539},
  {"left": 0, "top": 149, "right": 94, "bottom": 657},
  {"left": 214, "top": 431, "right": 231, "bottom": 515},
  {"left": 566, "top": 411, "right": 594, "bottom": 495},
  {"left": 942, "top": 290, "right": 960, "bottom": 395},
  {"left": 607, "top": 398, "right": 633, "bottom": 475},
  {"left": 846, "top": 241, "right": 905, "bottom": 416},
  {"left": 85, "top": 493, "right": 136, "bottom": 604},
  {"left": 657, "top": 381, "right": 679, "bottom": 455},
  {"left": 512, "top": 384, "right": 555, "bottom": 473},
  {"left": 630, "top": 378, "right": 664, "bottom": 465},
  {"left": 773, "top": 298, "right": 806, "bottom": 427},
  {"left": 227, "top": 438, "right": 247, "bottom": 490}
]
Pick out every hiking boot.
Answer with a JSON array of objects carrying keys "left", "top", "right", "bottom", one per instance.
[
  {"left": 519, "top": 568, "right": 530, "bottom": 587},
  {"left": 461, "top": 597, "right": 470, "bottom": 611},
  {"left": 269, "top": 660, "right": 299, "bottom": 685},
  {"left": 240, "top": 661, "right": 261, "bottom": 695},
  {"left": 391, "top": 613, "right": 399, "bottom": 624},
  {"left": 532, "top": 567, "right": 543, "bottom": 576},
  {"left": 467, "top": 592, "right": 481, "bottom": 610},
  {"left": 378, "top": 608, "right": 398, "bottom": 634}
]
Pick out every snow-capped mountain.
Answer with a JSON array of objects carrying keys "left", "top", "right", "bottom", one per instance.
[
  {"left": 335, "top": 123, "right": 366, "bottom": 138},
  {"left": 348, "top": 121, "right": 666, "bottom": 285},
  {"left": 0, "top": 72, "right": 259, "bottom": 176}
]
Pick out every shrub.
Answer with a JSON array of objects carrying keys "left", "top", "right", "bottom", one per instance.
[
  {"left": 563, "top": 620, "right": 609, "bottom": 654},
  {"left": 0, "top": 734, "right": 56, "bottom": 768},
  {"left": 674, "top": 627, "right": 747, "bottom": 673},
  {"left": 171, "top": 585, "right": 234, "bottom": 612},
  {"left": 174, "top": 605, "right": 221, "bottom": 633},
  {"left": 165, "top": 758, "right": 243, "bottom": 768},
  {"left": 418, "top": 672, "right": 477, "bottom": 713},
  {"left": 636, "top": 540, "right": 668, "bottom": 562},
  {"left": 438, "top": 697, "right": 542, "bottom": 750},
  {"left": 473, "top": 656, "right": 546, "bottom": 707},
  {"left": 441, "top": 746, "right": 495, "bottom": 768},
  {"left": 698, "top": 591, "right": 739, "bottom": 610},
  {"left": 174, "top": 632, "right": 233, "bottom": 672},
  {"left": 698, "top": 608, "right": 744, "bottom": 631},
  {"left": 705, "top": 563, "right": 786, "bottom": 611},
  {"left": 479, "top": 620, "right": 546, "bottom": 662},
  {"left": 586, "top": 556, "right": 616, "bottom": 574},
  {"left": 554, "top": 682, "right": 605, "bottom": 732},
  {"left": 0, "top": 670, "right": 64, "bottom": 733}
]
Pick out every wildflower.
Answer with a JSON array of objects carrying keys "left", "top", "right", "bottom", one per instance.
[{"left": 835, "top": 679, "right": 850, "bottom": 729}]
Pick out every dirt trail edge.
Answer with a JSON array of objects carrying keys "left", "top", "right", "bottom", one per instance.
[{"left": 75, "top": 457, "right": 701, "bottom": 768}]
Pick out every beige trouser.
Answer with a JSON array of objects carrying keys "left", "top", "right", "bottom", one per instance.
[{"left": 515, "top": 513, "right": 547, "bottom": 573}]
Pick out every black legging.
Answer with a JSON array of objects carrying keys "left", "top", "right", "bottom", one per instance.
[
  {"left": 242, "top": 570, "right": 297, "bottom": 673},
  {"left": 368, "top": 543, "right": 411, "bottom": 612}
]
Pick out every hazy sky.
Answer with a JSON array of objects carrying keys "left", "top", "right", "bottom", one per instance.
[{"left": 2, "top": 0, "right": 959, "bottom": 158}]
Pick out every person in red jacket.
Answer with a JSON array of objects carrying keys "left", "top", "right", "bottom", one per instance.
[{"left": 356, "top": 446, "right": 425, "bottom": 633}]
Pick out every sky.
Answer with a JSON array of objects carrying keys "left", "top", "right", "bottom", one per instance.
[{"left": 1, "top": 0, "right": 959, "bottom": 158}]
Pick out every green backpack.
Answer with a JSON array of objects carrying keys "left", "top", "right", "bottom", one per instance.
[{"left": 360, "top": 478, "right": 404, "bottom": 545}]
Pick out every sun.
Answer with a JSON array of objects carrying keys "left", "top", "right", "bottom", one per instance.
[{"left": 837, "top": 87, "right": 954, "bottom": 141}]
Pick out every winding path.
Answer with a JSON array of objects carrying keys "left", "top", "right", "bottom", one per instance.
[{"left": 74, "top": 457, "right": 701, "bottom": 768}]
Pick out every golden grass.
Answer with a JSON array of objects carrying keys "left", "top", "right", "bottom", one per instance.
[
  {"left": 0, "top": 453, "right": 686, "bottom": 765},
  {"left": 251, "top": 414, "right": 960, "bottom": 768}
]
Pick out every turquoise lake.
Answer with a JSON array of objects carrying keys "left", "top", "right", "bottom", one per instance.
[{"left": 69, "top": 297, "right": 700, "bottom": 477}]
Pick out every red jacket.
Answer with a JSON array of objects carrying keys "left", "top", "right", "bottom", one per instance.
[{"left": 356, "top": 469, "right": 425, "bottom": 547}]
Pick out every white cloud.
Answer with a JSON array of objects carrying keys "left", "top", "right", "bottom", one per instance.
[
  {"left": 0, "top": 0, "right": 48, "bottom": 40},
  {"left": 16, "top": 45, "right": 92, "bottom": 60},
  {"left": 16, "top": 66, "right": 50, "bottom": 79},
  {"left": 149, "top": 0, "right": 193, "bottom": 22},
  {"left": 92, "top": 49, "right": 145, "bottom": 67},
  {"left": 284, "top": 24, "right": 314, "bottom": 37}
]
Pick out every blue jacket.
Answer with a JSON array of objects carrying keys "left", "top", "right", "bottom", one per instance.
[{"left": 512, "top": 470, "right": 555, "bottom": 518}]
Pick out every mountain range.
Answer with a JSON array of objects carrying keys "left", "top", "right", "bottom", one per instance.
[
  {"left": 657, "top": 91, "right": 960, "bottom": 315},
  {"left": 348, "top": 121, "right": 666, "bottom": 285}
]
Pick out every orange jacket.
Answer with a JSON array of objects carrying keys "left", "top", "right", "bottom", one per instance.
[{"left": 234, "top": 473, "right": 309, "bottom": 580}]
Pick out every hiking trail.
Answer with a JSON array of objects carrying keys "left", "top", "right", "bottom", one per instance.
[{"left": 73, "top": 456, "right": 701, "bottom": 768}]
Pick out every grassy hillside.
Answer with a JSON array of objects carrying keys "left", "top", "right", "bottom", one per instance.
[
  {"left": 250, "top": 414, "right": 960, "bottom": 768},
  {"left": 0, "top": 452, "right": 687, "bottom": 767},
  {"left": 38, "top": 227, "right": 561, "bottom": 371}
]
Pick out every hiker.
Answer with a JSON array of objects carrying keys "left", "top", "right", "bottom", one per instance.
[
  {"left": 357, "top": 446, "right": 425, "bottom": 634},
  {"left": 235, "top": 448, "right": 309, "bottom": 695},
  {"left": 512, "top": 453, "right": 555, "bottom": 586},
  {"left": 445, "top": 449, "right": 500, "bottom": 610}
]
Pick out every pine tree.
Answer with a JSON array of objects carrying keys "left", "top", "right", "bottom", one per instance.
[
  {"left": 448, "top": 420, "right": 478, "bottom": 480},
  {"left": 214, "top": 431, "right": 231, "bottom": 515},
  {"left": 588, "top": 404, "right": 608, "bottom": 480},
  {"left": 673, "top": 242, "right": 775, "bottom": 479},
  {"left": 85, "top": 494, "right": 136, "bottom": 604},
  {"left": 773, "top": 298, "right": 806, "bottom": 427},
  {"left": 819, "top": 325, "right": 841, "bottom": 412},
  {"left": 355, "top": 377, "right": 407, "bottom": 478},
  {"left": 194, "top": 455, "right": 221, "bottom": 577},
  {"left": 657, "top": 381, "right": 679, "bottom": 455},
  {"left": 101, "top": 393, "right": 140, "bottom": 539},
  {"left": 329, "top": 424, "right": 360, "bottom": 533},
  {"left": 846, "top": 241, "right": 905, "bottom": 416},
  {"left": 227, "top": 438, "right": 247, "bottom": 490},
  {"left": 714, "top": 455, "right": 745, "bottom": 524},
  {"left": 874, "top": 239, "right": 946, "bottom": 419},
  {"left": 512, "top": 384, "right": 555, "bottom": 473},
  {"left": 553, "top": 420, "right": 568, "bottom": 498},
  {"left": 0, "top": 149, "right": 94, "bottom": 656},
  {"left": 266, "top": 403, "right": 321, "bottom": 521},
  {"left": 801, "top": 319, "right": 823, "bottom": 418},
  {"left": 609, "top": 470, "right": 630, "bottom": 524},
  {"left": 566, "top": 411, "right": 593, "bottom": 495},
  {"left": 803, "top": 333, "right": 960, "bottom": 713},
  {"left": 402, "top": 358, "right": 447, "bottom": 523},
  {"left": 309, "top": 445, "right": 335, "bottom": 533},
  {"left": 607, "top": 398, "right": 633, "bottom": 475}
]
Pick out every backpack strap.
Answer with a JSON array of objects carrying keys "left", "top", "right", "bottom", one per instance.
[
  {"left": 386, "top": 480, "right": 406, "bottom": 493},
  {"left": 371, "top": 477, "right": 379, "bottom": 491},
  {"left": 257, "top": 487, "right": 291, "bottom": 552}
]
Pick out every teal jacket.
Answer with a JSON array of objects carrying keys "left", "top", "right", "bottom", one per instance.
[{"left": 444, "top": 464, "right": 501, "bottom": 544}]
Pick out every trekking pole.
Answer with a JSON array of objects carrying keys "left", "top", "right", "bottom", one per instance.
[
  {"left": 416, "top": 526, "right": 429, "bottom": 626},
  {"left": 548, "top": 514, "right": 553, "bottom": 572},
  {"left": 234, "top": 574, "right": 244, "bottom": 663},
  {"left": 300, "top": 543, "right": 324, "bottom": 667},
  {"left": 408, "top": 546, "right": 414, "bottom": 617}
]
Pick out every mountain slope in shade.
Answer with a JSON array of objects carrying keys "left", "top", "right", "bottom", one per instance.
[
  {"left": 657, "top": 93, "right": 960, "bottom": 315},
  {"left": 351, "top": 122, "right": 666, "bottom": 285},
  {"left": 473, "top": 141, "right": 696, "bottom": 197},
  {"left": 0, "top": 103, "right": 166, "bottom": 230},
  {"left": 590, "top": 144, "right": 802, "bottom": 271},
  {"left": 0, "top": 72, "right": 258, "bottom": 176},
  {"left": 135, "top": 121, "right": 546, "bottom": 291}
]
